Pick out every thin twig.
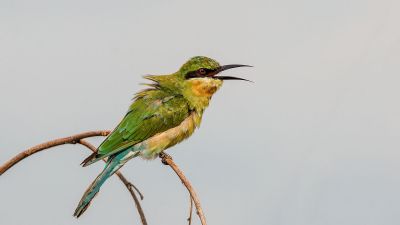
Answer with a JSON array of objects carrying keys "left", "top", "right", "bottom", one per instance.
[
  {"left": 159, "top": 152, "right": 207, "bottom": 225},
  {"left": 188, "top": 196, "right": 193, "bottom": 225},
  {"left": 117, "top": 173, "right": 147, "bottom": 225},
  {"left": 0, "top": 130, "right": 147, "bottom": 225}
]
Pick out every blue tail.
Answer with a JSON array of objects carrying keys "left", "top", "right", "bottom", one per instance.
[
  {"left": 74, "top": 147, "right": 141, "bottom": 217},
  {"left": 73, "top": 157, "right": 124, "bottom": 217}
]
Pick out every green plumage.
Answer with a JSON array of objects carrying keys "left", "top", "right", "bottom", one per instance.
[{"left": 82, "top": 89, "right": 190, "bottom": 166}]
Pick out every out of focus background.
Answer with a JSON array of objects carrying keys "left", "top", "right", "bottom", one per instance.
[{"left": 1, "top": 0, "right": 400, "bottom": 225}]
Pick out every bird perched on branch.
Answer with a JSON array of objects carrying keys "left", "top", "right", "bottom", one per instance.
[{"left": 74, "top": 56, "right": 251, "bottom": 217}]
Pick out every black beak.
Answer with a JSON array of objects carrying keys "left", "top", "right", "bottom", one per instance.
[{"left": 215, "top": 64, "right": 253, "bottom": 82}]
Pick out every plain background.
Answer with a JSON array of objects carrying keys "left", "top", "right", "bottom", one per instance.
[{"left": 1, "top": 0, "right": 400, "bottom": 225}]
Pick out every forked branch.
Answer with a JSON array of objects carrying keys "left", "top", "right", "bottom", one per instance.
[
  {"left": 1, "top": 131, "right": 207, "bottom": 225},
  {"left": 0, "top": 130, "right": 147, "bottom": 225}
]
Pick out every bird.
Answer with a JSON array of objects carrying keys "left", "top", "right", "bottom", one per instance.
[{"left": 73, "top": 56, "right": 251, "bottom": 217}]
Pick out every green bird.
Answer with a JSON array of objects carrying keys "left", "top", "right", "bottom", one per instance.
[{"left": 74, "top": 56, "right": 251, "bottom": 217}]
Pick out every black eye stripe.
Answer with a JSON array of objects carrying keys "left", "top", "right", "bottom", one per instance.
[
  {"left": 185, "top": 68, "right": 216, "bottom": 79},
  {"left": 185, "top": 71, "right": 198, "bottom": 79}
]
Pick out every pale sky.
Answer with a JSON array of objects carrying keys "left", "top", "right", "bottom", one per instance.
[{"left": 1, "top": 0, "right": 400, "bottom": 225}]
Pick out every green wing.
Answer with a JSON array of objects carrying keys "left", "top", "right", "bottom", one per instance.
[{"left": 82, "top": 90, "right": 190, "bottom": 166}]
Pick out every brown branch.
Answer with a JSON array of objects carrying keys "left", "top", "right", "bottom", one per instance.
[
  {"left": 159, "top": 152, "right": 207, "bottom": 225},
  {"left": 0, "top": 130, "right": 147, "bottom": 225},
  {"left": 187, "top": 196, "right": 193, "bottom": 225},
  {"left": 0, "top": 130, "right": 110, "bottom": 175}
]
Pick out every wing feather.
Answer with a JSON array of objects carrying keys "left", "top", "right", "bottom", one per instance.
[{"left": 82, "top": 90, "right": 189, "bottom": 166}]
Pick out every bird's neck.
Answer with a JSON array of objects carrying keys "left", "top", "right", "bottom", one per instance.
[{"left": 182, "top": 78, "right": 223, "bottom": 115}]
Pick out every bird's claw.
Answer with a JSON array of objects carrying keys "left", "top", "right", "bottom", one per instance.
[{"left": 159, "top": 152, "right": 172, "bottom": 165}]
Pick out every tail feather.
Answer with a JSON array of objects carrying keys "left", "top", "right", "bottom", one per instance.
[
  {"left": 74, "top": 148, "right": 141, "bottom": 217},
  {"left": 74, "top": 159, "right": 122, "bottom": 217}
]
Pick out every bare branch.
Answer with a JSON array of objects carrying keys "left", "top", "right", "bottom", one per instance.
[
  {"left": 0, "top": 130, "right": 110, "bottom": 175},
  {"left": 159, "top": 152, "right": 207, "bottom": 225},
  {"left": 0, "top": 130, "right": 147, "bottom": 225},
  {"left": 188, "top": 196, "right": 193, "bottom": 225}
]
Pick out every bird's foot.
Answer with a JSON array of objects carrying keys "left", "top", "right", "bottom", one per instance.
[{"left": 159, "top": 152, "right": 172, "bottom": 165}]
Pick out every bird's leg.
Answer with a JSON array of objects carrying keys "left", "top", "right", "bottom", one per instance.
[{"left": 159, "top": 152, "right": 172, "bottom": 165}]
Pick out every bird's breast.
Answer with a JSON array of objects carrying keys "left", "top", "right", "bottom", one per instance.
[{"left": 138, "top": 112, "right": 199, "bottom": 159}]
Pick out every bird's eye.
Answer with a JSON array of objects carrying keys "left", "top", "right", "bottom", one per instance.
[{"left": 197, "top": 68, "right": 207, "bottom": 76}]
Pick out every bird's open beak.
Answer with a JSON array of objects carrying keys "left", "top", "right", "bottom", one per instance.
[{"left": 214, "top": 64, "right": 252, "bottom": 82}]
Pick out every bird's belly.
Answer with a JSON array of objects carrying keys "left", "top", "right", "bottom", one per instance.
[{"left": 138, "top": 112, "right": 198, "bottom": 160}]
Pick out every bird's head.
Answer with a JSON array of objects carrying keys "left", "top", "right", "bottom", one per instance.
[
  {"left": 177, "top": 56, "right": 251, "bottom": 98},
  {"left": 179, "top": 56, "right": 251, "bottom": 81},
  {"left": 145, "top": 56, "right": 251, "bottom": 110}
]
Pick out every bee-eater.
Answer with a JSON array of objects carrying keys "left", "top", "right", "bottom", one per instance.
[{"left": 74, "top": 56, "right": 251, "bottom": 217}]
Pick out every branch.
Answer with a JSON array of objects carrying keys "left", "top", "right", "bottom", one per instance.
[
  {"left": 187, "top": 196, "right": 193, "bottom": 225},
  {"left": 159, "top": 152, "right": 207, "bottom": 225},
  {"left": 0, "top": 130, "right": 110, "bottom": 175},
  {"left": 0, "top": 130, "right": 147, "bottom": 225}
]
